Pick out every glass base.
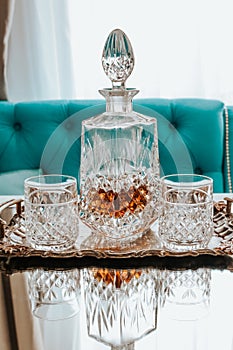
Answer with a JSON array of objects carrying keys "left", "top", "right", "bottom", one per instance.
[
  {"left": 28, "top": 237, "right": 77, "bottom": 252},
  {"left": 94, "top": 227, "right": 148, "bottom": 246},
  {"left": 163, "top": 239, "right": 210, "bottom": 252}
]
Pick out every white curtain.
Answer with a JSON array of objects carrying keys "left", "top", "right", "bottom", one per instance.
[
  {"left": 73, "top": 0, "right": 233, "bottom": 103},
  {"left": 5, "top": 0, "right": 79, "bottom": 101},
  {"left": 4, "top": 0, "right": 233, "bottom": 103}
]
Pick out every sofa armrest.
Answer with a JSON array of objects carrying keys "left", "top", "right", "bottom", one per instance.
[
  {"left": 0, "top": 169, "right": 41, "bottom": 195},
  {"left": 224, "top": 106, "right": 233, "bottom": 192}
]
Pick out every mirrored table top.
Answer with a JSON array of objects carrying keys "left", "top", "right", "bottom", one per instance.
[
  {"left": 1, "top": 263, "right": 233, "bottom": 350},
  {"left": 1, "top": 194, "right": 233, "bottom": 350}
]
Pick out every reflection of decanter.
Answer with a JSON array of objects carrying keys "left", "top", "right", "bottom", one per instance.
[
  {"left": 79, "top": 29, "right": 160, "bottom": 241},
  {"left": 83, "top": 268, "right": 158, "bottom": 348}
]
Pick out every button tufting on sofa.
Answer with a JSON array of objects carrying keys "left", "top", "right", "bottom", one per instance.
[
  {"left": 13, "top": 122, "right": 22, "bottom": 131},
  {"left": 64, "top": 120, "right": 75, "bottom": 131},
  {"left": 194, "top": 168, "right": 202, "bottom": 174}
]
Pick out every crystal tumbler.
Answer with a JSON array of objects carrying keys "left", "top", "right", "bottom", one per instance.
[
  {"left": 27, "top": 268, "right": 80, "bottom": 320},
  {"left": 159, "top": 174, "right": 213, "bottom": 251},
  {"left": 82, "top": 268, "right": 158, "bottom": 348},
  {"left": 160, "top": 268, "right": 211, "bottom": 320},
  {"left": 24, "top": 174, "right": 79, "bottom": 252}
]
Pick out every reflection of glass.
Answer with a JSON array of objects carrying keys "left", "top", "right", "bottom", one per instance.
[
  {"left": 160, "top": 268, "right": 211, "bottom": 320},
  {"left": 83, "top": 268, "right": 158, "bottom": 349},
  {"left": 24, "top": 174, "right": 79, "bottom": 252},
  {"left": 28, "top": 268, "right": 80, "bottom": 321}
]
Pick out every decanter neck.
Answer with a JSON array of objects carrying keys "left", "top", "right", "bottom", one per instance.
[{"left": 99, "top": 88, "right": 139, "bottom": 113}]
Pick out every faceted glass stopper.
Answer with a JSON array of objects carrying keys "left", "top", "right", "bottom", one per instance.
[{"left": 102, "top": 29, "right": 135, "bottom": 88}]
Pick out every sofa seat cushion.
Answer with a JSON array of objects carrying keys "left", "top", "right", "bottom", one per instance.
[{"left": 0, "top": 169, "right": 41, "bottom": 195}]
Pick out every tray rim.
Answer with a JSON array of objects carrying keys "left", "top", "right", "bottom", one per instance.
[{"left": 1, "top": 196, "right": 233, "bottom": 272}]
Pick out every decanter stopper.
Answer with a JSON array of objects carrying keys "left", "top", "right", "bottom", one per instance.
[{"left": 102, "top": 28, "right": 135, "bottom": 89}]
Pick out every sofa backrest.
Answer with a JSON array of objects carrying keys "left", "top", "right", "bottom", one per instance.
[
  {"left": 135, "top": 98, "right": 225, "bottom": 192},
  {"left": 0, "top": 98, "right": 227, "bottom": 194}
]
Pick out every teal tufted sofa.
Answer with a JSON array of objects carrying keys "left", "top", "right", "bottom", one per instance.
[{"left": 0, "top": 98, "right": 231, "bottom": 194}]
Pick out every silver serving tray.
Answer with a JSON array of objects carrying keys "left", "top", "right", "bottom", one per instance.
[{"left": 0, "top": 198, "right": 233, "bottom": 264}]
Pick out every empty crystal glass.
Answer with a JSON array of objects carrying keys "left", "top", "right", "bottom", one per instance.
[
  {"left": 159, "top": 174, "right": 213, "bottom": 251},
  {"left": 24, "top": 174, "right": 79, "bottom": 252}
]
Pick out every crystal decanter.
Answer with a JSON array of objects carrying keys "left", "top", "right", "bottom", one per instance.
[{"left": 79, "top": 29, "right": 160, "bottom": 241}]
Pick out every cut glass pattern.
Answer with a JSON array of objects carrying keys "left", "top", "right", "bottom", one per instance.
[
  {"left": 102, "top": 29, "right": 134, "bottom": 88},
  {"left": 28, "top": 268, "right": 80, "bottom": 320},
  {"left": 82, "top": 268, "right": 158, "bottom": 348},
  {"left": 159, "top": 187, "right": 213, "bottom": 251},
  {"left": 160, "top": 268, "right": 211, "bottom": 320},
  {"left": 25, "top": 190, "right": 79, "bottom": 251}
]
